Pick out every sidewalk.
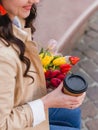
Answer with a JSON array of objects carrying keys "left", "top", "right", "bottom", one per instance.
[
  {"left": 71, "top": 11, "right": 98, "bottom": 130},
  {"left": 34, "top": 0, "right": 95, "bottom": 50}
]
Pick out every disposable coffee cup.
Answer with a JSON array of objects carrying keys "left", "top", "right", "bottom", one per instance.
[{"left": 63, "top": 73, "right": 88, "bottom": 96}]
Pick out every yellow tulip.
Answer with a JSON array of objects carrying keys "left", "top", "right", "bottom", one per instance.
[
  {"left": 42, "top": 55, "right": 53, "bottom": 67},
  {"left": 39, "top": 53, "right": 44, "bottom": 59},
  {"left": 53, "top": 57, "right": 66, "bottom": 66}
]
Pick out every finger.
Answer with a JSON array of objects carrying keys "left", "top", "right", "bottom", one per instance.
[
  {"left": 70, "top": 102, "right": 83, "bottom": 109},
  {"left": 64, "top": 97, "right": 84, "bottom": 107},
  {"left": 62, "top": 94, "right": 81, "bottom": 103},
  {"left": 77, "top": 92, "right": 86, "bottom": 100},
  {"left": 70, "top": 92, "right": 86, "bottom": 102}
]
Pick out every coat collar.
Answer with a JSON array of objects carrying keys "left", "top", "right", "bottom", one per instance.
[
  {"left": 13, "top": 24, "right": 32, "bottom": 43},
  {"left": 12, "top": 17, "right": 33, "bottom": 43},
  {"left": 12, "top": 18, "right": 37, "bottom": 54}
]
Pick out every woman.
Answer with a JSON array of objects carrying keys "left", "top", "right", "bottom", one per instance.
[{"left": 0, "top": 0, "right": 86, "bottom": 130}]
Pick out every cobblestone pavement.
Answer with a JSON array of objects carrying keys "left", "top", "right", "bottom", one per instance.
[{"left": 70, "top": 11, "right": 98, "bottom": 130}]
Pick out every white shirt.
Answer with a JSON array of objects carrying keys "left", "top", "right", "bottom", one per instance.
[{"left": 28, "top": 99, "right": 46, "bottom": 127}]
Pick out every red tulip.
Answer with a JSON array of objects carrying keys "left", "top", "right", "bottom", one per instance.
[
  {"left": 51, "top": 70, "right": 61, "bottom": 78},
  {"left": 60, "top": 64, "right": 72, "bottom": 74},
  {"left": 56, "top": 74, "right": 65, "bottom": 81},
  {"left": 45, "top": 70, "right": 52, "bottom": 79},
  {"left": 50, "top": 78, "right": 61, "bottom": 88},
  {"left": 69, "top": 56, "right": 80, "bottom": 65}
]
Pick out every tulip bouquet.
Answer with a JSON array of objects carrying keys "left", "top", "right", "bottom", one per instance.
[{"left": 39, "top": 48, "right": 80, "bottom": 92}]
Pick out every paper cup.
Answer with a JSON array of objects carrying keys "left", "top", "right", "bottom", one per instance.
[{"left": 63, "top": 74, "right": 88, "bottom": 96}]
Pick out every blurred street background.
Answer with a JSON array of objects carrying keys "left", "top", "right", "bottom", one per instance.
[{"left": 71, "top": 11, "right": 98, "bottom": 130}]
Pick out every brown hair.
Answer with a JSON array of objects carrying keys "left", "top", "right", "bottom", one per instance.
[{"left": 0, "top": 4, "right": 37, "bottom": 82}]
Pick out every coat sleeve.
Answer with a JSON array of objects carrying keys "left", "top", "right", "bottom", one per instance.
[{"left": 0, "top": 48, "right": 33, "bottom": 130}]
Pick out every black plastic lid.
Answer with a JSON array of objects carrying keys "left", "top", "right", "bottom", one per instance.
[{"left": 63, "top": 74, "right": 88, "bottom": 94}]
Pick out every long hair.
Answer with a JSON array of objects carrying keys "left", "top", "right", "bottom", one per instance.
[
  {"left": 25, "top": 4, "right": 37, "bottom": 34},
  {"left": 0, "top": 4, "right": 37, "bottom": 82}
]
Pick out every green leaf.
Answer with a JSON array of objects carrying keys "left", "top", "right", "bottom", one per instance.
[
  {"left": 39, "top": 48, "right": 44, "bottom": 54},
  {"left": 54, "top": 66, "right": 60, "bottom": 70},
  {"left": 53, "top": 55, "right": 61, "bottom": 59},
  {"left": 46, "top": 51, "right": 51, "bottom": 56}
]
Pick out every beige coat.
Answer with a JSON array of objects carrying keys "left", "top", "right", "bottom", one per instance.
[{"left": 0, "top": 24, "right": 49, "bottom": 130}]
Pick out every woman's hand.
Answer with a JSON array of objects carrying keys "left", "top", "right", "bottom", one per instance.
[{"left": 41, "top": 82, "right": 86, "bottom": 110}]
